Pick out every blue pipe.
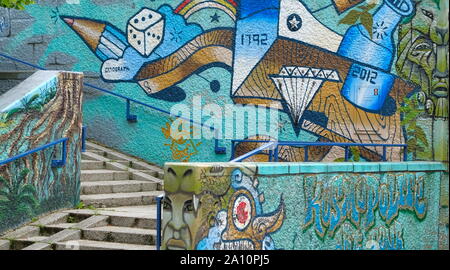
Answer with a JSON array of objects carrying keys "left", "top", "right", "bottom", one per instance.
[
  {"left": 0, "top": 53, "right": 226, "bottom": 155},
  {"left": 0, "top": 138, "right": 68, "bottom": 167},
  {"left": 231, "top": 140, "right": 408, "bottom": 162},
  {"left": 230, "top": 141, "right": 276, "bottom": 162},
  {"left": 156, "top": 194, "right": 164, "bottom": 250},
  {"left": 81, "top": 126, "right": 87, "bottom": 153}
]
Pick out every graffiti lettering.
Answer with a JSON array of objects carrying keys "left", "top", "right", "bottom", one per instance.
[
  {"left": 336, "top": 222, "right": 404, "bottom": 250},
  {"left": 216, "top": 240, "right": 255, "bottom": 250},
  {"left": 303, "top": 174, "right": 427, "bottom": 239},
  {"left": 104, "top": 66, "right": 130, "bottom": 73},
  {"left": 0, "top": 16, "right": 8, "bottom": 33}
]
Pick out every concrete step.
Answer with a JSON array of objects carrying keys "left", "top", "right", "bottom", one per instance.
[
  {"left": 81, "top": 152, "right": 99, "bottom": 161},
  {"left": 86, "top": 141, "right": 164, "bottom": 175},
  {"left": 81, "top": 170, "right": 130, "bottom": 182},
  {"left": 11, "top": 236, "right": 48, "bottom": 250},
  {"left": 64, "top": 205, "right": 157, "bottom": 229},
  {"left": 80, "top": 191, "right": 162, "bottom": 208},
  {"left": 81, "top": 180, "right": 157, "bottom": 195},
  {"left": 39, "top": 224, "right": 70, "bottom": 236},
  {"left": 81, "top": 160, "right": 105, "bottom": 170},
  {"left": 55, "top": 239, "right": 155, "bottom": 250},
  {"left": 104, "top": 162, "right": 161, "bottom": 178},
  {"left": 82, "top": 226, "right": 156, "bottom": 245}
]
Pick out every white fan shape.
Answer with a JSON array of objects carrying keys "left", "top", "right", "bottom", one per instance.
[{"left": 270, "top": 66, "right": 341, "bottom": 125}]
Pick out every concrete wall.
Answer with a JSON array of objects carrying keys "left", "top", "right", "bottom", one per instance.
[
  {"left": 0, "top": 0, "right": 447, "bottom": 166},
  {"left": 0, "top": 70, "right": 83, "bottom": 234},
  {"left": 0, "top": 71, "right": 36, "bottom": 96},
  {"left": 162, "top": 161, "right": 448, "bottom": 250}
]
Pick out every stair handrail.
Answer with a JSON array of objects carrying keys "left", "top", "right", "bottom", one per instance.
[
  {"left": 0, "top": 52, "right": 226, "bottom": 155},
  {"left": 231, "top": 140, "right": 408, "bottom": 162},
  {"left": 156, "top": 194, "right": 164, "bottom": 250},
  {"left": 0, "top": 138, "right": 68, "bottom": 167}
]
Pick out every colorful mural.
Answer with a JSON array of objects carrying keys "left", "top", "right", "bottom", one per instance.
[
  {"left": 0, "top": 71, "right": 83, "bottom": 233},
  {"left": 162, "top": 163, "right": 285, "bottom": 250},
  {"left": 0, "top": 0, "right": 447, "bottom": 250},
  {"left": 1, "top": 0, "right": 446, "bottom": 165},
  {"left": 162, "top": 162, "right": 446, "bottom": 250}
]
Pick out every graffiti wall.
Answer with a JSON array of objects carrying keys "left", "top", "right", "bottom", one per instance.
[
  {"left": 0, "top": 70, "right": 83, "bottom": 234},
  {"left": 0, "top": 0, "right": 447, "bottom": 166},
  {"left": 162, "top": 161, "right": 447, "bottom": 250}
]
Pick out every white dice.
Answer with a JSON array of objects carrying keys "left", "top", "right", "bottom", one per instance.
[{"left": 127, "top": 8, "right": 164, "bottom": 56}]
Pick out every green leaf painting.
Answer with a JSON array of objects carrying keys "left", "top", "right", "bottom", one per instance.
[{"left": 339, "top": 3, "right": 377, "bottom": 39}]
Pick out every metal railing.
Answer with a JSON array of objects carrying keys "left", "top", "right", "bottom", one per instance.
[
  {"left": 156, "top": 194, "right": 164, "bottom": 250},
  {"left": 81, "top": 126, "right": 87, "bottom": 153},
  {"left": 230, "top": 140, "right": 408, "bottom": 162},
  {"left": 0, "top": 52, "right": 226, "bottom": 155},
  {"left": 0, "top": 138, "right": 69, "bottom": 167}
]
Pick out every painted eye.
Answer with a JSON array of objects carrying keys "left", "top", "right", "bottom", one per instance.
[
  {"left": 415, "top": 43, "right": 431, "bottom": 51},
  {"left": 183, "top": 200, "right": 194, "bottom": 212},
  {"left": 421, "top": 9, "right": 434, "bottom": 20},
  {"left": 167, "top": 167, "right": 176, "bottom": 176},
  {"left": 183, "top": 169, "right": 193, "bottom": 177},
  {"left": 163, "top": 199, "right": 172, "bottom": 210}
]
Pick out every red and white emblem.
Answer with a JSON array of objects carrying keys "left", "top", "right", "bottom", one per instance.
[{"left": 233, "top": 195, "right": 252, "bottom": 230}]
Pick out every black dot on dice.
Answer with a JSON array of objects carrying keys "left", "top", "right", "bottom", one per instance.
[
  {"left": 157, "top": 35, "right": 160, "bottom": 40},
  {"left": 129, "top": 29, "right": 133, "bottom": 33},
  {"left": 152, "top": 33, "right": 155, "bottom": 38},
  {"left": 147, "top": 32, "right": 151, "bottom": 36},
  {"left": 133, "top": 34, "right": 136, "bottom": 39},
  {"left": 142, "top": 17, "right": 145, "bottom": 21},
  {"left": 137, "top": 40, "right": 141, "bottom": 45},
  {"left": 148, "top": 14, "right": 152, "bottom": 19},
  {"left": 134, "top": 19, "right": 138, "bottom": 24}
]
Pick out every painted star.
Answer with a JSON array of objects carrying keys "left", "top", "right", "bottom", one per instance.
[
  {"left": 170, "top": 29, "right": 183, "bottom": 43},
  {"left": 210, "top": 12, "right": 221, "bottom": 23},
  {"left": 373, "top": 21, "right": 388, "bottom": 40},
  {"left": 289, "top": 16, "right": 300, "bottom": 30}
]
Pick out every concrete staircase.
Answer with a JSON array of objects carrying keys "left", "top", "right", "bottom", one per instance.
[
  {"left": 0, "top": 141, "right": 164, "bottom": 250},
  {"left": 80, "top": 142, "right": 164, "bottom": 208}
]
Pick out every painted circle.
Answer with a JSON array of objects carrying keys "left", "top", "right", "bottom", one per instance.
[
  {"left": 287, "top": 14, "right": 302, "bottom": 32},
  {"left": 425, "top": 99, "right": 434, "bottom": 115},
  {"left": 232, "top": 194, "right": 252, "bottom": 230},
  {"left": 210, "top": 80, "right": 220, "bottom": 92}
]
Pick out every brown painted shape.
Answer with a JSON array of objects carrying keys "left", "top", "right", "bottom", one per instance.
[
  {"left": 232, "top": 38, "right": 417, "bottom": 161},
  {"left": 66, "top": 18, "right": 105, "bottom": 51},
  {"left": 333, "top": 0, "right": 364, "bottom": 14},
  {"left": 138, "top": 46, "right": 232, "bottom": 94},
  {"left": 135, "top": 29, "right": 234, "bottom": 95}
]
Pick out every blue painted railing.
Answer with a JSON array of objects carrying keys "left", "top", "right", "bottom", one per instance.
[
  {"left": 156, "top": 194, "right": 164, "bottom": 250},
  {"left": 81, "top": 126, "right": 87, "bottom": 153},
  {"left": 0, "top": 138, "right": 69, "bottom": 167},
  {"left": 0, "top": 52, "right": 226, "bottom": 155},
  {"left": 230, "top": 140, "right": 408, "bottom": 162}
]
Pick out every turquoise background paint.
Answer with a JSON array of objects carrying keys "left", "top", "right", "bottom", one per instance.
[
  {"left": 163, "top": 162, "right": 446, "bottom": 250},
  {"left": 1, "top": 0, "right": 396, "bottom": 166}
]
